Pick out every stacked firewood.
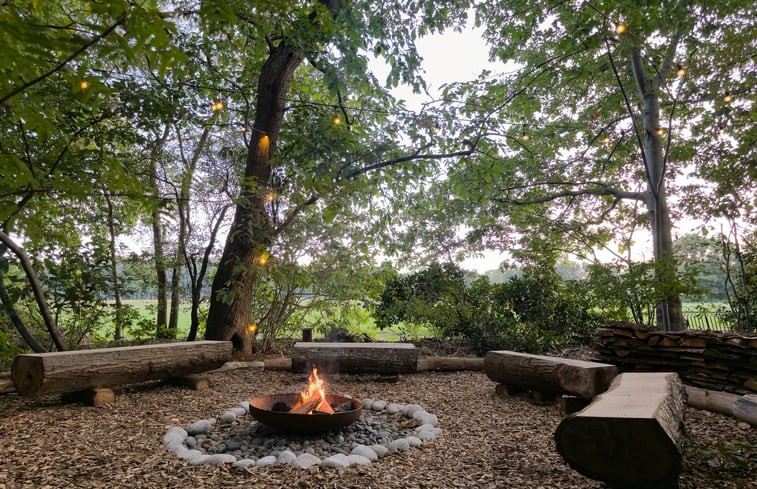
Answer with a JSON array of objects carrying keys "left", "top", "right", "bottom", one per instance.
[{"left": 593, "top": 321, "right": 757, "bottom": 394}]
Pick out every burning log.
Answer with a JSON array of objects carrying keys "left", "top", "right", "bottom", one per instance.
[
  {"left": 288, "top": 365, "right": 336, "bottom": 414},
  {"left": 289, "top": 392, "right": 325, "bottom": 414}
]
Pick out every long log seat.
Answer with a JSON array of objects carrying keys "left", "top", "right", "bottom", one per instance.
[
  {"left": 484, "top": 350, "right": 618, "bottom": 399},
  {"left": 555, "top": 372, "right": 686, "bottom": 489},
  {"left": 11, "top": 340, "right": 232, "bottom": 405},
  {"left": 292, "top": 342, "right": 418, "bottom": 375}
]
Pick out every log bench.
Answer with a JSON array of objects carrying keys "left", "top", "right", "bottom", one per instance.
[
  {"left": 291, "top": 342, "right": 418, "bottom": 375},
  {"left": 11, "top": 340, "right": 232, "bottom": 406},
  {"left": 484, "top": 350, "right": 618, "bottom": 401},
  {"left": 555, "top": 372, "right": 686, "bottom": 489}
]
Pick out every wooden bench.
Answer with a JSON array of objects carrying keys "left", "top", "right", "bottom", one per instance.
[
  {"left": 292, "top": 342, "right": 418, "bottom": 375},
  {"left": 484, "top": 350, "right": 618, "bottom": 400},
  {"left": 11, "top": 340, "right": 232, "bottom": 405},
  {"left": 555, "top": 372, "right": 686, "bottom": 489}
]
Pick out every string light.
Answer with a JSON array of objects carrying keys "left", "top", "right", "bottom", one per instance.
[
  {"left": 655, "top": 127, "right": 667, "bottom": 136},
  {"left": 79, "top": 80, "right": 90, "bottom": 90},
  {"left": 254, "top": 251, "right": 270, "bottom": 266},
  {"left": 601, "top": 135, "right": 611, "bottom": 144},
  {"left": 265, "top": 191, "right": 276, "bottom": 203},
  {"left": 211, "top": 99, "right": 225, "bottom": 112},
  {"left": 676, "top": 65, "right": 686, "bottom": 77},
  {"left": 614, "top": 22, "right": 628, "bottom": 35},
  {"left": 723, "top": 92, "right": 733, "bottom": 103},
  {"left": 246, "top": 323, "right": 258, "bottom": 335},
  {"left": 241, "top": 125, "right": 248, "bottom": 133},
  {"left": 521, "top": 131, "right": 530, "bottom": 141},
  {"left": 332, "top": 114, "right": 342, "bottom": 125},
  {"left": 718, "top": 126, "right": 727, "bottom": 135}
]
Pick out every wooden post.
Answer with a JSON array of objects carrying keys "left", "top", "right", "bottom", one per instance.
[{"left": 302, "top": 328, "right": 313, "bottom": 342}]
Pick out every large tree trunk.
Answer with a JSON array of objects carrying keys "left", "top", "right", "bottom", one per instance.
[
  {"left": 205, "top": 43, "right": 305, "bottom": 354},
  {"left": 104, "top": 192, "right": 124, "bottom": 341},
  {"left": 0, "top": 249, "right": 47, "bottom": 352},
  {"left": 148, "top": 127, "right": 171, "bottom": 335},
  {"left": 631, "top": 46, "right": 685, "bottom": 331}
]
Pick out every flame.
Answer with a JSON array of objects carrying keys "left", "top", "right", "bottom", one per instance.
[{"left": 301, "top": 366, "right": 327, "bottom": 408}]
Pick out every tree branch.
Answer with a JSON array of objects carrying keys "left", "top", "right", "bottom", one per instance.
[{"left": 495, "top": 185, "right": 646, "bottom": 205}]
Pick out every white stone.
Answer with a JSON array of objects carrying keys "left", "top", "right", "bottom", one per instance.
[
  {"left": 321, "top": 454, "right": 350, "bottom": 468},
  {"left": 277, "top": 450, "right": 297, "bottom": 464},
  {"left": 188, "top": 455, "right": 210, "bottom": 465},
  {"left": 294, "top": 453, "right": 321, "bottom": 469},
  {"left": 206, "top": 454, "right": 237, "bottom": 465},
  {"left": 220, "top": 411, "right": 237, "bottom": 423},
  {"left": 412, "top": 409, "right": 428, "bottom": 420},
  {"left": 385, "top": 403, "right": 402, "bottom": 414},
  {"left": 417, "top": 413, "right": 438, "bottom": 426},
  {"left": 178, "top": 449, "right": 205, "bottom": 462},
  {"left": 232, "top": 458, "right": 257, "bottom": 468},
  {"left": 369, "top": 444, "right": 389, "bottom": 458},
  {"left": 186, "top": 420, "right": 212, "bottom": 435},
  {"left": 350, "top": 444, "right": 378, "bottom": 462},
  {"left": 230, "top": 407, "right": 247, "bottom": 416},
  {"left": 346, "top": 454, "right": 372, "bottom": 466},
  {"left": 162, "top": 427, "right": 187, "bottom": 446},
  {"left": 371, "top": 400, "right": 387, "bottom": 410},
  {"left": 257, "top": 455, "right": 277, "bottom": 467},
  {"left": 405, "top": 436, "right": 422, "bottom": 447},
  {"left": 416, "top": 430, "right": 437, "bottom": 441},
  {"left": 238, "top": 401, "right": 250, "bottom": 413},
  {"left": 403, "top": 404, "right": 424, "bottom": 418},
  {"left": 388, "top": 439, "right": 410, "bottom": 452},
  {"left": 361, "top": 398, "right": 374, "bottom": 410}
]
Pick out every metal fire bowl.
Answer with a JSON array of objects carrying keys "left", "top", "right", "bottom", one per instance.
[{"left": 249, "top": 393, "right": 362, "bottom": 433}]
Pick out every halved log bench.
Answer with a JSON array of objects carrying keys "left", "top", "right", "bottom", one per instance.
[
  {"left": 484, "top": 350, "right": 618, "bottom": 401},
  {"left": 11, "top": 340, "right": 232, "bottom": 405},
  {"left": 555, "top": 372, "right": 686, "bottom": 489},
  {"left": 292, "top": 342, "right": 418, "bottom": 375}
]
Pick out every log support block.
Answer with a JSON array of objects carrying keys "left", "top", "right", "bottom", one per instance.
[
  {"left": 495, "top": 383, "right": 527, "bottom": 396},
  {"left": 484, "top": 350, "right": 618, "bottom": 399},
  {"left": 166, "top": 375, "right": 210, "bottom": 390},
  {"left": 61, "top": 388, "right": 116, "bottom": 407},
  {"left": 555, "top": 372, "right": 686, "bottom": 489},
  {"left": 557, "top": 395, "right": 592, "bottom": 414},
  {"left": 531, "top": 389, "right": 557, "bottom": 404},
  {"left": 292, "top": 342, "right": 418, "bottom": 375}
]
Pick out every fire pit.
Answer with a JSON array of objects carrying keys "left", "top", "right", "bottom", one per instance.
[{"left": 249, "top": 366, "right": 363, "bottom": 433}]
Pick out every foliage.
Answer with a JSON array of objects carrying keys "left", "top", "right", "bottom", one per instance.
[
  {"left": 375, "top": 262, "right": 602, "bottom": 355},
  {"left": 720, "top": 227, "right": 756, "bottom": 332}
]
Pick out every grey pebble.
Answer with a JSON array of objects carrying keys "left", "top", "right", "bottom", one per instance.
[
  {"left": 232, "top": 458, "right": 256, "bottom": 468},
  {"left": 346, "top": 454, "right": 372, "bottom": 466},
  {"left": 256, "top": 455, "right": 277, "bottom": 467},
  {"left": 294, "top": 453, "right": 321, "bottom": 469},
  {"left": 350, "top": 445, "right": 378, "bottom": 462},
  {"left": 321, "top": 453, "right": 350, "bottom": 468},
  {"left": 277, "top": 450, "right": 296, "bottom": 464},
  {"left": 371, "top": 400, "right": 387, "bottom": 410}
]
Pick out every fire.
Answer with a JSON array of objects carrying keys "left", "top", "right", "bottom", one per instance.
[{"left": 288, "top": 366, "right": 334, "bottom": 414}]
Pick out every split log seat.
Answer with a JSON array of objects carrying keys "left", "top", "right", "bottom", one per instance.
[
  {"left": 484, "top": 350, "right": 618, "bottom": 399},
  {"left": 555, "top": 372, "right": 686, "bottom": 489},
  {"left": 11, "top": 340, "right": 232, "bottom": 404},
  {"left": 292, "top": 342, "right": 418, "bottom": 375}
]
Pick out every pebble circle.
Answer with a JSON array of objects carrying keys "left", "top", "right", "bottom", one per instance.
[{"left": 163, "top": 397, "right": 442, "bottom": 469}]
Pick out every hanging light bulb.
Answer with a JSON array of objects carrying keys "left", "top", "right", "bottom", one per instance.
[
  {"left": 241, "top": 125, "right": 248, "bottom": 133},
  {"left": 521, "top": 131, "right": 530, "bottom": 141},
  {"left": 723, "top": 92, "right": 733, "bottom": 103},
  {"left": 718, "top": 125, "right": 727, "bottom": 135},
  {"left": 332, "top": 114, "right": 342, "bottom": 125},
  {"left": 602, "top": 135, "right": 611, "bottom": 144},
  {"left": 265, "top": 191, "right": 276, "bottom": 203},
  {"left": 655, "top": 127, "right": 667, "bottom": 136},
  {"left": 211, "top": 99, "right": 225, "bottom": 112},
  {"left": 614, "top": 22, "right": 628, "bottom": 35},
  {"left": 676, "top": 65, "right": 687, "bottom": 77},
  {"left": 79, "top": 80, "right": 90, "bottom": 90},
  {"left": 254, "top": 251, "right": 270, "bottom": 266},
  {"left": 246, "top": 323, "right": 258, "bottom": 336}
]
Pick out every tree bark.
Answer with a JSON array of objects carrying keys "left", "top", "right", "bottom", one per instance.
[
  {"left": 0, "top": 231, "right": 66, "bottom": 351},
  {"left": 103, "top": 192, "right": 124, "bottom": 341},
  {"left": 205, "top": 41, "right": 306, "bottom": 354},
  {"left": 0, "top": 250, "right": 47, "bottom": 352},
  {"left": 630, "top": 46, "right": 685, "bottom": 331},
  {"left": 148, "top": 126, "right": 171, "bottom": 335}
]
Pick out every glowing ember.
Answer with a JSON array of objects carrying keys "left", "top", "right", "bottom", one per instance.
[{"left": 288, "top": 366, "right": 335, "bottom": 414}]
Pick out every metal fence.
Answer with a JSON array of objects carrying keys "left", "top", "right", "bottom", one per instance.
[{"left": 681, "top": 309, "right": 730, "bottom": 331}]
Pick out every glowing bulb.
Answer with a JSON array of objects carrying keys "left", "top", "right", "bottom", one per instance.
[
  {"left": 241, "top": 125, "right": 247, "bottom": 133},
  {"left": 718, "top": 126, "right": 726, "bottom": 135},
  {"left": 254, "top": 251, "right": 270, "bottom": 266},
  {"left": 723, "top": 93, "right": 733, "bottom": 103},
  {"left": 602, "top": 135, "right": 611, "bottom": 144},
  {"left": 521, "top": 132, "right": 530, "bottom": 141},
  {"left": 332, "top": 115, "right": 341, "bottom": 125},
  {"left": 433, "top": 126, "right": 440, "bottom": 134},
  {"left": 265, "top": 191, "right": 276, "bottom": 203},
  {"left": 246, "top": 323, "right": 258, "bottom": 335},
  {"left": 79, "top": 80, "right": 90, "bottom": 90},
  {"left": 676, "top": 66, "right": 686, "bottom": 77},
  {"left": 211, "top": 99, "right": 224, "bottom": 112},
  {"left": 614, "top": 22, "right": 628, "bottom": 35},
  {"left": 655, "top": 127, "right": 667, "bottom": 136}
]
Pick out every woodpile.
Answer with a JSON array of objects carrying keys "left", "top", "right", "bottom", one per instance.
[{"left": 593, "top": 321, "right": 757, "bottom": 394}]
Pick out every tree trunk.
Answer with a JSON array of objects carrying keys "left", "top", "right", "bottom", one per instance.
[
  {"left": 205, "top": 42, "right": 305, "bottom": 354},
  {"left": 0, "top": 230, "right": 66, "bottom": 351},
  {"left": 0, "top": 250, "right": 47, "bottom": 352},
  {"left": 148, "top": 126, "right": 171, "bottom": 335},
  {"left": 103, "top": 192, "right": 124, "bottom": 341},
  {"left": 631, "top": 46, "right": 685, "bottom": 331}
]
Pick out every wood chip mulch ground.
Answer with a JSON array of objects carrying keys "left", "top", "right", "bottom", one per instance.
[{"left": 0, "top": 367, "right": 754, "bottom": 488}]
